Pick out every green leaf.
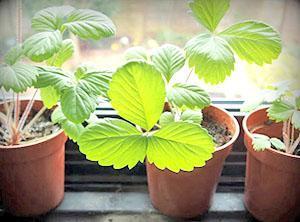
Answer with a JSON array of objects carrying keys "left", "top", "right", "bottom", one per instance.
[
  {"left": 124, "top": 46, "right": 148, "bottom": 62},
  {"left": 62, "top": 9, "right": 116, "bottom": 40},
  {"left": 147, "top": 122, "right": 215, "bottom": 172},
  {"left": 296, "top": 97, "right": 300, "bottom": 109},
  {"left": 189, "top": 0, "right": 230, "bottom": 32},
  {"left": 220, "top": 21, "right": 282, "bottom": 65},
  {"left": 241, "top": 96, "right": 264, "bottom": 112},
  {"left": 108, "top": 61, "right": 166, "bottom": 131},
  {"left": 185, "top": 33, "right": 235, "bottom": 84},
  {"left": 46, "top": 39, "right": 74, "bottom": 67},
  {"left": 270, "top": 138, "right": 285, "bottom": 151},
  {"left": 34, "top": 66, "right": 73, "bottom": 90},
  {"left": 267, "top": 100, "right": 295, "bottom": 122},
  {"left": 0, "top": 63, "right": 38, "bottom": 93},
  {"left": 252, "top": 134, "right": 271, "bottom": 151},
  {"left": 23, "top": 30, "right": 62, "bottom": 62},
  {"left": 76, "top": 67, "right": 112, "bottom": 98},
  {"left": 167, "top": 83, "right": 211, "bottom": 109},
  {"left": 40, "top": 86, "right": 59, "bottom": 109},
  {"left": 61, "top": 84, "right": 97, "bottom": 123},
  {"left": 151, "top": 44, "right": 185, "bottom": 82},
  {"left": 51, "top": 106, "right": 84, "bottom": 142},
  {"left": 181, "top": 110, "right": 203, "bottom": 124},
  {"left": 292, "top": 110, "right": 300, "bottom": 129},
  {"left": 78, "top": 118, "right": 147, "bottom": 169},
  {"left": 159, "top": 112, "right": 175, "bottom": 127},
  {"left": 31, "top": 6, "right": 75, "bottom": 31},
  {"left": 4, "top": 44, "right": 23, "bottom": 65}
]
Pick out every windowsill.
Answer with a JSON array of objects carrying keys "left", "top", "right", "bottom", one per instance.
[{"left": 1, "top": 192, "right": 255, "bottom": 221}]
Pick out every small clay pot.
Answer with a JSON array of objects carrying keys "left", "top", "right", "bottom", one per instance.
[
  {"left": 0, "top": 100, "right": 67, "bottom": 216},
  {"left": 146, "top": 105, "right": 240, "bottom": 218},
  {"left": 243, "top": 107, "right": 300, "bottom": 222}
]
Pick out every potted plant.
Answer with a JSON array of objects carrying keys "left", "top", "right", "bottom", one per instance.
[
  {"left": 242, "top": 83, "right": 300, "bottom": 221},
  {"left": 76, "top": 0, "right": 281, "bottom": 219},
  {"left": 0, "top": 5, "right": 115, "bottom": 216}
]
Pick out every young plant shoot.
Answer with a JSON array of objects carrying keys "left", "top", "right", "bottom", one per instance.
[
  {"left": 244, "top": 83, "right": 300, "bottom": 155},
  {"left": 78, "top": 0, "right": 282, "bottom": 172},
  {"left": 0, "top": 6, "right": 116, "bottom": 145}
]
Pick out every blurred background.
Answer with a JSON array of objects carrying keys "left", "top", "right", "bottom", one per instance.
[{"left": 0, "top": 0, "right": 299, "bottom": 100}]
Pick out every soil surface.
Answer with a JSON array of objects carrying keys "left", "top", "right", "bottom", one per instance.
[
  {"left": 201, "top": 115, "right": 232, "bottom": 147},
  {"left": 0, "top": 109, "right": 60, "bottom": 146}
]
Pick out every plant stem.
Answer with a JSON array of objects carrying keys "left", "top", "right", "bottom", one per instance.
[
  {"left": 154, "top": 124, "right": 161, "bottom": 129},
  {"left": 287, "top": 117, "right": 291, "bottom": 149},
  {"left": 185, "top": 69, "right": 193, "bottom": 82},
  {"left": 22, "top": 106, "right": 47, "bottom": 133},
  {"left": 282, "top": 120, "right": 289, "bottom": 150},
  {"left": 289, "top": 134, "right": 300, "bottom": 155},
  {"left": 17, "top": 89, "right": 38, "bottom": 131}
]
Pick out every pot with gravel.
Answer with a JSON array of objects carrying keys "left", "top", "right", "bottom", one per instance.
[{"left": 0, "top": 5, "right": 116, "bottom": 216}]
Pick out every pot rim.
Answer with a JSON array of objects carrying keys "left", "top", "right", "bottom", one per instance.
[
  {"left": 242, "top": 106, "right": 300, "bottom": 159},
  {"left": 0, "top": 99, "right": 64, "bottom": 150},
  {"left": 208, "top": 104, "right": 240, "bottom": 152}
]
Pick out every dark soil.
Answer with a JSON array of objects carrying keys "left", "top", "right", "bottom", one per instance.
[
  {"left": 0, "top": 109, "right": 60, "bottom": 146},
  {"left": 201, "top": 115, "right": 232, "bottom": 147}
]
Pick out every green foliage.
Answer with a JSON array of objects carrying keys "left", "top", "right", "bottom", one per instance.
[
  {"left": 46, "top": 39, "right": 74, "bottom": 67},
  {"left": 180, "top": 109, "right": 203, "bottom": 124},
  {"left": 31, "top": 6, "right": 75, "bottom": 31},
  {"left": 108, "top": 61, "right": 166, "bottom": 131},
  {"left": 292, "top": 111, "right": 300, "bottom": 129},
  {"left": 51, "top": 106, "right": 84, "bottom": 142},
  {"left": 252, "top": 134, "right": 271, "bottom": 151},
  {"left": 220, "top": 21, "right": 281, "bottom": 65},
  {"left": 77, "top": 60, "right": 215, "bottom": 172},
  {"left": 4, "top": 44, "right": 23, "bottom": 65},
  {"left": 147, "top": 122, "right": 214, "bottom": 172},
  {"left": 252, "top": 134, "right": 285, "bottom": 151},
  {"left": 267, "top": 100, "right": 295, "bottom": 122},
  {"left": 159, "top": 112, "right": 174, "bottom": 127},
  {"left": 62, "top": 9, "right": 116, "bottom": 40},
  {"left": 40, "top": 86, "right": 60, "bottom": 109},
  {"left": 186, "top": 0, "right": 282, "bottom": 84},
  {"left": 189, "top": 0, "right": 230, "bottom": 32},
  {"left": 0, "top": 63, "right": 38, "bottom": 93},
  {"left": 296, "top": 97, "right": 300, "bottom": 109},
  {"left": 151, "top": 44, "right": 185, "bottom": 82},
  {"left": 185, "top": 33, "right": 235, "bottom": 84},
  {"left": 78, "top": 118, "right": 147, "bottom": 169},
  {"left": 167, "top": 83, "right": 211, "bottom": 109},
  {"left": 35, "top": 65, "right": 112, "bottom": 123},
  {"left": 78, "top": 119, "right": 214, "bottom": 172},
  {"left": 124, "top": 47, "right": 148, "bottom": 62},
  {"left": 269, "top": 138, "right": 285, "bottom": 151},
  {"left": 23, "top": 30, "right": 63, "bottom": 62}
]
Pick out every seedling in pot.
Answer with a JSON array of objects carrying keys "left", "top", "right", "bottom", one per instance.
[
  {"left": 77, "top": 0, "right": 282, "bottom": 173},
  {"left": 243, "top": 82, "right": 300, "bottom": 155},
  {"left": 0, "top": 5, "right": 116, "bottom": 145}
]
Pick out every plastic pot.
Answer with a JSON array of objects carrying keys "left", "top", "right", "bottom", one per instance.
[
  {"left": 243, "top": 107, "right": 300, "bottom": 222},
  {"left": 0, "top": 100, "right": 67, "bottom": 216},
  {"left": 146, "top": 105, "right": 240, "bottom": 218}
]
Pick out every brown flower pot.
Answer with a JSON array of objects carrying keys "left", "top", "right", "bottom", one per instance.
[
  {"left": 0, "top": 100, "right": 67, "bottom": 216},
  {"left": 243, "top": 107, "right": 300, "bottom": 222},
  {"left": 146, "top": 105, "right": 240, "bottom": 218}
]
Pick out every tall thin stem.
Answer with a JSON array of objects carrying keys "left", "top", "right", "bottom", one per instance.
[
  {"left": 22, "top": 106, "right": 47, "bottom": 133},
  {"left": 17, "top": 89, "right": 38, "bottom": 131},
  {"left": 185, "top": 69, "right": 194, "bottom": 82}
]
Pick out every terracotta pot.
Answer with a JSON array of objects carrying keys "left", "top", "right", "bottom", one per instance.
[
  {"left": 146, "top": 105, "right": 240, "bottom": 218},
  {"left": 0, "top": 100, "right": 67, "bottom": 216},
  {"left": 243, "top": 107, "right": 300, "bottom": 222}
]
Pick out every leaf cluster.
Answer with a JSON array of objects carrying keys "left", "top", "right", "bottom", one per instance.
[{"left": 186, "top": 0, "right": 282, "bottom": 84}]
